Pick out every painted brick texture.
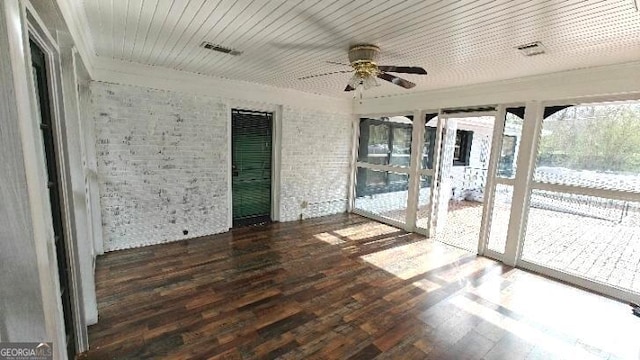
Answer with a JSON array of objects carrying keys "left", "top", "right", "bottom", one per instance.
[
  {"left": 91, "top": 82, "right": 228, "bottom": 251},
  {"left": 280, "top": 108, "right": 352, "bottom": 221},
  {"left": 91, "top": 82, "right": 352, "bottom": 251}
]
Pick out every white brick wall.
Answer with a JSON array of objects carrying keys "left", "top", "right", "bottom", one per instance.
[
  {"left": 280, "top": 108, "right": 352, "bottom": 221},
  {"left": 92, "top": 82, "right": 229, "bottom": 251},
  {"left": 91, "top": 82, "right": 352, "bottom": 251}
]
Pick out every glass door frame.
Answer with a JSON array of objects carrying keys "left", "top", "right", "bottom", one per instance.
[
  {"left": 350, "top": 110, "right": 422, "bottom": 231},
  {"left": 421, "top": 110, "right": 503, "bottom": 258}
]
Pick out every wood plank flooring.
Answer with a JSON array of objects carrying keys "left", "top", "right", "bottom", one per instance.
[{"left": 83, "top": 214, "right": 640, "bottom": 359}]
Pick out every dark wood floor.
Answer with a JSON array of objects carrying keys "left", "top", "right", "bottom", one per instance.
[{"left": 84, "top": 214, "right": 639, "bottom": 359}]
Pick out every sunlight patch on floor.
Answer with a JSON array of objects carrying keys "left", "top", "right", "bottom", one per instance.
[
  {"left": 412, "top": 278, "right": 442, "bottom": 292},
  {"left": 313, "top": 232, "right": 345, "bottom": 245},
  {"left": 333, "top": 222, "right": 400, "bottom": 241},
  {"left": 360, "top": 239, "right": 470, "bottom": 280},
  {"left": 467, "top": 272, "right": 640, "bottom": 359},
  {"left": 450, "top": 295, "right": 607, "bottom": 359}
]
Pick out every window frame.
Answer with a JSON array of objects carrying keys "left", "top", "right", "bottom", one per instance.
[
  {"left": 423, "top": 127, "right": 474, "bottom": 168},
  {"left": 453, "top": 130, "right": 473, "bottom": 166},
  {"left": 357, "top": 117, "right": 413, "bottom": 196}
]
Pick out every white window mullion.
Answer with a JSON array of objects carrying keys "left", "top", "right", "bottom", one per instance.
[
  {"left": 478, "top": 105, "right": 506, "bottom": 255},
  {"left": 406, "top": 110, "right": 425, "bottom": 230},
  {"left": 494, "top": 178, "right": 516, "bottom": 186},
  {"left": 427, "top": 110, "right": 446, "bottom": 237},
  {"left": 531, "top": 181, "right": 640, "bottom": 203},
  {"left": 355, "top": 161, "right": 412, "bottom": 174},
  {"left": 347, "top": 115, "right": 360, "bottom": 212},
  {"left": 504, "top": 101, "right": 543, "bottom": 267}
]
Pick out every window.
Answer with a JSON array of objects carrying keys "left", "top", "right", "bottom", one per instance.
[
  {"left": 358, "top": 118, "right": 412, "bottom": 165},
  {"left": 422, "top": 128, "right": 473, "bottom": 168},
  {"left": 357, "top": 117, "right": 412, "bottom": 196},
  {"left": 497, "top": 135, "right": 517, "bottom": 177},
  {"left": 453, "top": 130, "right": 473, "bottom": 166},
  {"left": 423, "top": 127, "right": 437, "bottom": 169}
]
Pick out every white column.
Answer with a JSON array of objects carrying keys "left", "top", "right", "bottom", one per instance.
[
  {"left": 503, "top": 101, "right": 543, "bottom": 266},
  {"left": 347, "top": 114, "right": 360, "bottom": 212},
  {"left": 406, "top": 110, "right": 425, "bottom": 230}
]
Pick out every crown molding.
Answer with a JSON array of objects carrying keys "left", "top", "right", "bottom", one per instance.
[
  {"left": 54, "top": 0, "right": 96, "bottom": 77},
  {"left": 91, "top": 57, "right": 352, "bottom": 113}
]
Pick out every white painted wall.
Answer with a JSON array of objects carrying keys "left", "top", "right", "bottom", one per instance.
[{"left": 91, "top": 81, "right": 353, "bottom": 251}]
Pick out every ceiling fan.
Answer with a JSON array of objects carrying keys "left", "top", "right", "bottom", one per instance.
[{"left": 298, "top": 44, "right": 427, "bottom": 92}]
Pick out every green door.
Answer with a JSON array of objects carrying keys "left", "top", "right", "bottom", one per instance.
[{"left": 232, "top": 110, "right": 273, "bottom": 226}]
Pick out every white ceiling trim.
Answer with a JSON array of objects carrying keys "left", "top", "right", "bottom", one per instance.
[
  {"left": 91, "top": 56, "right": 352, "bottom": 113},
  {"left": 55, "top": 0, "right": 97, "bottom": 77},
  {"left": 355, "top": 60, "right": 640, "bottom": 114}
]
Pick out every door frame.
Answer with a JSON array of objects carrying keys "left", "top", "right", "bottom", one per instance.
[
  {"left": 427, "top": 110, "right": 498, "bottom": 253},
  {"left": 226, "top": 105, "right": 282, "bottom": 229},
  {"left": 11, "top": 1, "right": 88, "bottom": 357}
]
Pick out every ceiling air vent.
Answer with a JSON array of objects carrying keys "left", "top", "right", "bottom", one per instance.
[
  {"left": 200, "top": 41, "right": 242, "bottom": 56},
  {"left": 516, "top": 41, "right": 546, "bottom": 56}
]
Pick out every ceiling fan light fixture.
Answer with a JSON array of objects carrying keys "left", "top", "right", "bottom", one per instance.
[
  {"left": 348, "top": 44, "right": 380, "bottom": 63},
  {"left": 362, "top": 75, "right": 379, "bottom": 90},
  {"left": 297, "top": 43, "right": 427, "bottom": 93}
]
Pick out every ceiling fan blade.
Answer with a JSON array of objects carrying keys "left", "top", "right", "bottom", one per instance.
[
  {"left": 326, "top": 61, "right": 351, "bottom": 67},
  {"left": 378, "top": 66, "right": 427, "bottom": 75},
  {"left": 298, "top": 70, "right": 352, "bottom": 80},
  {"left": 377, "top": 72, "right": 416, "bottom": 89},
  {"left": 344, "top": 84, "right": 355, "bottom": 92}
]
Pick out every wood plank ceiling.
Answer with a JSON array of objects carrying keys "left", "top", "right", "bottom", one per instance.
[{"left": 81, "top": 0, "right": 640, "bottom": 98}]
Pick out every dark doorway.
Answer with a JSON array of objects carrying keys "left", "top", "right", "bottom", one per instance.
[
  {"left": 231, "top": 109, "right": 273, "bottom": 227},
  {"left": 30, "top": 39, "right": 76, "bottom": 357}
]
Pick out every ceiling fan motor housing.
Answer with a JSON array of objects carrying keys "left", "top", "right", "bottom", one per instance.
[{"left": 349, "top": 44, "right": 380, "bottom": 78}]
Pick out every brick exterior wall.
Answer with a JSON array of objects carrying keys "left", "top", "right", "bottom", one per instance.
[{"left": 90, "top": 82, "right": 352, "bottom": 251}]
